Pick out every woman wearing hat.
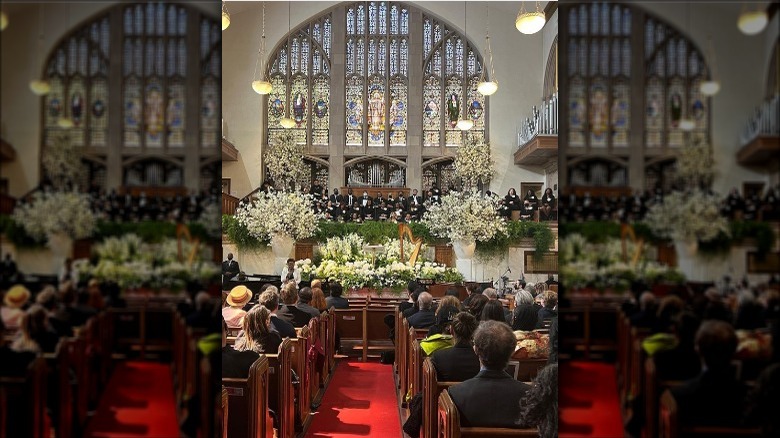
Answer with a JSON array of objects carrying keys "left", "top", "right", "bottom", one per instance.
[
  {"left": 222, "top": 285, "right": 251, "bottom": 328},
  {"left": 2, "top": 284, "right": 30, "bottom": 330}
]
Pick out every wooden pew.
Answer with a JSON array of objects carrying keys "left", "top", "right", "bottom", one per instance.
[
  {"left": 644, "top": 358, "right": 687, "bottom": 438},
  {"left": 327, "top": 310, "right": 336, "bottom": 372},
  {"left": 267, "top": 339, "right": 295, "bottom": 438},
  {"left": 422, "top": 358, "right": 458, "bottom": 438},
  {"left": 306, "top": 317, "right": 323, "bottom": 401},
  {"left": 334, "top": 308, "right": 364, "bottom": 357},
  {"left": 406, "top": 327, "right": 429, "bottom": 400},
  {"left": 397, "top": 315, "right": 409, "bottom": 394},
  {"left": 437, "top": 389, "right": 538, "bottom": 437},
  {"left": 290, "top": 328, "right": 311, "bottom": 426},
  {"left": 199, "top": 354, "right": 218, "bottom": 438},
  {"left": 222, "top": 356, "right": 270, "bottom": 438},
  {"left": 364, "top": 306, "right": 395, "bottom": 361},
  {"left": 658, "top": 390, "right": 761, "bottom": 438},
  {"left": 506, "top": 358, "right": 547, "bottom": 382},
  {"left": 0, "top": 357, "right": 47, "bottom": 438},
  {"left": 221, "top": 387, "right": 228, "bottom": 438},
  {"left": 43, "top": 339, "right": 73, "bottom": 438}
]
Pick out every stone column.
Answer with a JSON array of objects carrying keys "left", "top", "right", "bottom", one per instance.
[
  {"left": 406, "top": 9, "right": 424, "bottom": 191},
  {"left": 328, "top": 6, "right": 346, "bottom": 190}
]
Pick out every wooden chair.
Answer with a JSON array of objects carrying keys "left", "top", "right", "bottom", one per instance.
[
  {"left": 658, "top": 390, "right": 761, "bottom": 438},
  {"left": 422, "top": 358, "right": 458, "bottom": 438},
  {"left": 0, "top": 357, "right": 47, "bottom": 438},
  {"left": 267, "top": 339, "right": 295, "bottom": 438},
  {"left": 222, "top": 356, "right": 270, "bottom": 438},
  {"left": 437, "top": 390, "right": 538, "bottom": 437}
]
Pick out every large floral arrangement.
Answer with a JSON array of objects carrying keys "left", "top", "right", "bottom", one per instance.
[
  {"left": 559, "top": 233, "right": 685, "bottom": 292},
  {"left": 453, "top": 136, "right": 493, "bottom": 189},
  {"left": 42, "top": 133, "right": 85, "bottom": 187},
  {"left": 264, "top": 131, "right": 307, "bottom": 191},
  {"left": 74, "top": 234, "right": 220, "bottom": 290},
  {"left": 235, "top": 191, "right": 318, "bottom": 241},
  {"left": 12, "top": 190, "right": 95, "bottom": 241},
  {"left": 422, "top": 190, "right": 507, "bottom": 242},
  {"left": 644, "top": 137, "right": 729, "bottom": 245},
  {"left": 309, "top": 233, "right": 463, "bottom": 291}
]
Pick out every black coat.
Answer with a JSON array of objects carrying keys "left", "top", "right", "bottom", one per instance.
[
  {"left": 222, "top": 346, "right": 260, "bottom": 378},
  {"left": 512, "top": 304, "right": 539, "bottom": 331},
  {"left": 277, "top": 304, "right": 315, "bottom": 328},
  {"left": 270, "top": 314, "right": 297, "bottom": 338},
  {"left": 407, "top": 309, "right": 436, "bottom": 329},
  {"left": 670, "top": 368, "right": 748, "bottom": 428},
  {"left": 431, "top": 341, "right": 481, "bottom": 382},
  {"left": 448, "top": 369, "right": 531, "bottom": 428}
]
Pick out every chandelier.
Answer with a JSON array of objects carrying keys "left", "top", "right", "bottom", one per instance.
[
  {"left": 515, "top": 1, "right": 545, "bottom": 35},
  {"left": 252, "top": 2, "right": 272, "bottom": 94},
  {"left": 457, "top": 2, "right": 473, "bottom": 131},
  {"left": 477, "top": 5, "right": 497, "bottom": 96},
  {"left": 280, "top": 1, "right": 295, "bottom": 129}
]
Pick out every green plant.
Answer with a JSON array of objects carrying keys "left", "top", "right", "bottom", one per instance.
[
  {"left": 475, "top": 220, "right": 554, "bottom": 261},
  {"left": 222, "top": 214, "right": 269, "bottom": 249}
]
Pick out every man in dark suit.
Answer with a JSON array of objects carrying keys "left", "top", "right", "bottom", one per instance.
[
  {"left": 409, "top": 189, "right": 422, "bottom": 208},
  {"left": 670, "top": 320, "right": 749, "bottom": 429},
  {"left": 447, "top": 320, "right": 531, "bottom": 428},
  {"left": 407, "top": 292, "right": 435, "bottom": 328},
  {"left": 276, "top": 283, "right": 315, "bottom": 328},
  {"left": 345, "top": 188, "right": 356, "bottom": 208},
  {"left": 329, "top": 188, "right": 343, "bottom": 205},
  {"left": 222, "top": 253, "right": 240, "bottom": 285},
  {"left": 431, "top": 312, "right": 480, "bottom": 382},
  {"left": 259, "top": 288, "right": 297, "bottom": 339}
]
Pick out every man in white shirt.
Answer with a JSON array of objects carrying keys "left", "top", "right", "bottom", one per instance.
[{"left": 280, "top": 258, "right": 301, "bottom": 286}]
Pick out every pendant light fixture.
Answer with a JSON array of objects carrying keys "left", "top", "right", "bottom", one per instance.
[
  {"left": 56, "top": 4, "right": 75, "bottom": 128},
  {"left": 477, "top": 4, "right": 498, "bottom": 96},
  {"left": 457, "top": 2, "right": 473, "bottom": 131},
  {"left": 516, "top": 1, "right": 545, "bottom": 35},
  {"left": 252, "top": 2, "right": 272, "bottom": 94},
  {"left": 29, "top": 5, "right": 50, "bottom": 96},
  {"left": 279, "top": 1, "right": 296, "bottom": 129},
  {"left": 700, "top": 35, "right": 720, "bottom": 96},
  {"left": 222, "top": 1, "right": 231, "bottom": 31},
  {"left": 679, "top": 2, "right": 695, "bottom": 132},
  {"left": 0, "top": 10, "right": 8, "bottom": 31},
  {"left": 737, "top": 3, "right": 767, "bottom": 35}
]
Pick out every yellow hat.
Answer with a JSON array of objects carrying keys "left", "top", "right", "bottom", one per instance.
[
  {"left": 4, "top": 285, "right": 31, "bottom": 308},
  {"left": 226, "top": 285, "right": 251, "bottom": 307}
]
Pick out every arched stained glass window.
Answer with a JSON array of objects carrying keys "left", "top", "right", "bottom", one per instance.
[
  {"left": 423, "top": 14, "right": 485, "bottom": 148},
  {"left": 267, "top": 13, "right": 332, "bottom": 147},
  {"left": 41, "top": 3, "right": 220, "bottom": 190},
  {"left": 44, "top": 14, "right": 110, "bottom": 149},
  {"left": 645, "top": 16, "right": 708, "bottom": 148},
  {"left": 345, "top": 2, "right": 409, "bottom": 150},
  {"left": 567, "top": 3, "right": 632, "bottom": 149}
]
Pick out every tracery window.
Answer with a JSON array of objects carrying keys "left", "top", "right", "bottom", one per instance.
[
  {"left": 41, "top": 3, "right": 220, "bottom": 190},
  {"left": 345, "top": 158, "right": 406, "bottom": 188},
  {"left": 345, "top": 2, "right": 409, "bottom": 149},
  {"left": 422, "top": 159, "right": 456, "bottom": 191},
  {"left": 422, "top": 14, "right": 485, "bottom": 148},
  {"left": 267, "top": 13, "right": 332, "bottom": 147},
  {"left": 567, "top": 3, "right": 632, "bottom": 149}
]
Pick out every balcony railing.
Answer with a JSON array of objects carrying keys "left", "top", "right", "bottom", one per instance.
[
  {"left": 517, "top": 92, "right": 558, "bottom": 148},
  {"left": 740, "top": 94, "right": 779, "bottom": 146}
]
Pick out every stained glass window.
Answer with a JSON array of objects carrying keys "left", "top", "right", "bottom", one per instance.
[
  {"left": 423, "top": 15, "right": 485, "bottom": 147},
  {"left": 267, "top": 13, "right": 332, "bottom": 148},
  {"left": 345, "top": 1, "right": 409, "bottom": 149},
  {"left": 644, "top": 17, "right": 709, "bottom": 148},
  {"left": 567, "top": 3, "right": 633, "bottom": 149},
  {"left": 41, "top": 3, "right": 218, "bottom": 190}
]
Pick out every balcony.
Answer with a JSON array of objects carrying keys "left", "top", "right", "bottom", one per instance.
[
  {"left": 737, "top": 94, "right": 780, "bottom": 171},
  {"left": 222, "top": 137, "right": 238, "bottom": 161},
  {"left": 514, "top": 93, "right": 558, "bottom": 167}
]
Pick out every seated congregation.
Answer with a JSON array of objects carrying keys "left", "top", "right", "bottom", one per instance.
[
  {"left": 617, "top": 279, "right": 780, "bottom": 438},
  {"left": 220, "top": 277, "right": 560, "bottom": 437}
]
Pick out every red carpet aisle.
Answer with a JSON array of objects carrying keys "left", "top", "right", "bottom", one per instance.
[
  {"left": 306, "top": 360, "right": 401, "bottom": 437},
  {"left": 84, "top": 361, "right": 180, "bottom": 437},
  {"left": 559, "top": 361, "right": 624, "bottom": 438}
]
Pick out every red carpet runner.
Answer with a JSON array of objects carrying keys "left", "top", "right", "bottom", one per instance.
[
  {"left": 84, "top": 361, "right": 180, "bottom": 438},
  {"left": 559, "top": 361, "right": 624, "bottom": 438},
  {"left": 306, "top": 359, "right": 401, "bottom": 437}
]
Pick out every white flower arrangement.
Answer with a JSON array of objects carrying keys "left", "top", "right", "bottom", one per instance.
[
  {"left": 453, "top": 136, "right": 493, "bottom": 189},
  {"left": 195, "top": 201, "right": 222, "bottom": 239},
  {"left": 263, "top": 131, "right": 307, "bottom": 191},
  {"left": 294, "top": 258, "right": 315, "bottom": 280},
  {"left": 422, "top": 190, "right": 507, "bottom": 242},
  {"left": 645, "top": 191, "right": 730, "bottom": 244},
  {"left": 42, "top": 133, "right": 85, "bottom": 187},
  {"left": 559, "top": 233, "right": 685, "bottom": 291},
  {"left": 12, "top": 190, "right": 95, "bottom": 241},
  {"left": 235, "top": 191, "right": 318, "bottom": 241}
]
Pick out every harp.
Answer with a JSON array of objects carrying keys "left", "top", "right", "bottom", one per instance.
[
  {"left": 398, "top": 223, "right": 423, "bottom": 266},
  {"left": 176, "top": 223, "right": 201, "bottom": 266},
  {"left": 620, "top": 223, "right": 644, "bottom": 267}
]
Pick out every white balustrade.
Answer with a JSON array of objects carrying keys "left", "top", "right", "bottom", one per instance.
[
  {"left": 740, "top": 94, "right": 779, "bottom": 146},
  {"left": 517, "top": 92, "right": 558, "bottom": 148}
]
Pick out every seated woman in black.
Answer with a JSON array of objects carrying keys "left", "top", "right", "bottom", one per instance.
[
  {"left": 431, "top": 312, "right": 480, "bottom": 382},
  {"left": 539, "top": 188, "right": 555, "bottom": 221},
  {"left": 324, "top": 201, "right": 337, "bottom": 221},
  {"left": 222, "top": 305, "right": 282, "bottom": 379},
  {"left": 505, "top": 188, "right": 521, "bottom": 212},
  {"left": 519, "top": 201, "right": 535, "bottom": 221},
  {"left": 524, "top": 189, "right": 539, "bottom": 209}
]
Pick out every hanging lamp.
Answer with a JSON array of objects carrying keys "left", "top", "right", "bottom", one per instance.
[
  {"left": 678, "top": 2, "right": 695, "bottom": 131},
  {"left": 0, "top": 11, "right": 8, "bottom": 31},
  {"left": 516, "top": 1, "right": 545, "bottom": 35},
  {"left": 700, "top": 35, "right": 720, "bottom": 96},
  {"left": 222, "top": 1, "right": 231, "bottom": 31},
  {"left": 280, "top": 1, "right": 295, "bottom": 129},
  {"left": 457, "top": 2, "right": 473, "bottom": 131},
  {"left": 252, "top": 2, "right": 272, "bottom": 94},
  {"left": 737, "top": 4, "right": 767, "bottom": 35},
  {"left": 477, "top": 5, "right": 498, "bottom": 96},
  {"left": 29, "top": 5, "right": 50, "bottom": 96},
  {"left": 56, "top": 4, "right": 75, "bottom": 128}
]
